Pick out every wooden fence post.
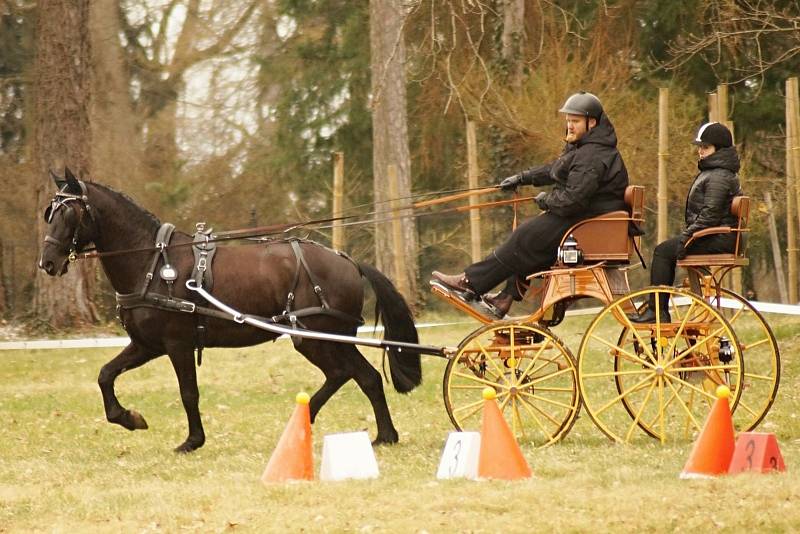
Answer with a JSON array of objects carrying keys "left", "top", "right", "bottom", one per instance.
[
  {"left": 466, "top": 120, "right": 482, "bottom": 262},
  {"left": 764, "top": 191, "right": 789, "bottom": 303},
  {"left": 658, "top": 87, "right": 669, "bottom": 243},
  {"left": 788, "top": 78, "right": 800, "bottom": 263},
  {"left": 332, "top": 152, "right": 345, "bottom": 251},
  {"left": 786, "top": 79, "right": 798, "bottom": 303}
]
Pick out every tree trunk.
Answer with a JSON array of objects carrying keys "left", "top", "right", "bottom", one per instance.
[
  {"left": 0, "top": 238, "right": 7, "bottom": 317},
  {"left": 32, "top": 0, "right": 98, "bottom": 328},
  {"left": 501, "top": 0, "right": 525, "bottom": 87},
  {"left": 369, "top": 0, "right": 418, "bottom": 304},
  {"left": 89, "top": 0, "right": 143, "bottom": 190}
]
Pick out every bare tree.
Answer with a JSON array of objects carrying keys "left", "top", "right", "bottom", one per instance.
[
  {"left": 370, "top": 0, "right": 419, "bottom": 303},
  {"left": 660, "top": 0, "right": 800, "bottom": 83},
  {"left": 118, "top": 0, "right": 258, "bottom": 194},
  {"left": 32, "top": 0, "right": 98, "bottom": 328}
]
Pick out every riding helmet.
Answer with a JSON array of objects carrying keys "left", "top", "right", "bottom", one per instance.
[
  {"left": 692, "top": 122, "right": 733, "bottom": 149},
  {"left": 558, "top": 91, "right": 603, "bottom": 119}
]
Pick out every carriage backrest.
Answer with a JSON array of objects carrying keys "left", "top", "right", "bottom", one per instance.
[
  {"left": 731, "top": 196, "right": 750, "bottom": 256},
  {"left": 558, "top": 185, "right": 645, "bottom": 263}
]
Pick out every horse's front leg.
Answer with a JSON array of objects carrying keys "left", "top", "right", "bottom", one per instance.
[
  {"left": 166, "top": 345, "right": 205, "bottom": 453},
  {"left": 98, "top": 342, "right": 160, "bottom": 431}
]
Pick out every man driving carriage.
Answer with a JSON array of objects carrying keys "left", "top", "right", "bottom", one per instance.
[{"left": 432, "top": 91, "right": 629, "bottom": 317}]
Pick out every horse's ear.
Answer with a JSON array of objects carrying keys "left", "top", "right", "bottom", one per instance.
[
  {"left": 63, "top": 167, "right": 81, "bottom": 194},
  {"left": 49, "top": 169, "right": 67, "bottom": 190}
]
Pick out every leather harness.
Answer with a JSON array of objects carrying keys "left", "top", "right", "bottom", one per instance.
[{"left": 116, "top": 225, "right": 364, "bottom": 365}]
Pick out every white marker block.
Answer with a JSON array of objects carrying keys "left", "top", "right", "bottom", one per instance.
[
  {"left": 436, "top": 432, "right": 481, "bottom": 480},
  {"left": 320, "top": 431, "right": 380, "bottom": 481}
]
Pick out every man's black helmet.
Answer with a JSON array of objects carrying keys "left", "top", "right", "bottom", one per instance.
[{"left": 558, "top": 91, "right": 603, "bottom": 120}]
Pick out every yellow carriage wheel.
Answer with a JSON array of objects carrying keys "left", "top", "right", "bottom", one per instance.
[
  {"left": 442, "top": 321, "right": 580, "bottom": 447},
  {"left": 578, "top": 287, "right": 743, "bottom": 444},
  {"left": 700, "top": 288, "right": 780, "bottom": 431}
]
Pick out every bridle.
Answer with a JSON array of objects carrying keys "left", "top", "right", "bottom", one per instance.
[{"left": 43, "top": 183, "right": 96, "bottom": 263}]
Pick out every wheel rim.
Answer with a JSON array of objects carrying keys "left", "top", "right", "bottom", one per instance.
[
  {"left": 443, "top": 322, "right": 580, "bottom": 447},
  {"left": 579, "top": 287, "right": 743, "bottom": 444},
  {"left": 703, "top": 289, "right": 780, "bottom": 430}
]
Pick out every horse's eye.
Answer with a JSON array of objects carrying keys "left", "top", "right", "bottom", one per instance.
[{"left": 43, "top": 205, "right": 54, "bottom": 223}]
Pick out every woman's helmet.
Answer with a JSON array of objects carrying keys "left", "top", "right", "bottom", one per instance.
[
  {"left": 692, "top": 122, "right": 733, "bottom": 149},
  {"left": 558, "top": 92, "right": 603, "bottom": 119}
]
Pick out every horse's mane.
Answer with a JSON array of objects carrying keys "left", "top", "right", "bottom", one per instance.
[{"left": 89, "top": 182, "right": 161, "bottom": 228}]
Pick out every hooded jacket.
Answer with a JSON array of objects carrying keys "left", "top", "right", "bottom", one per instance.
[
  {"left": 518, "top": 113, "right": 629, "bottom": 217},
  {"left": 681, "top": 146, "right": 743, "bottom": 239}
]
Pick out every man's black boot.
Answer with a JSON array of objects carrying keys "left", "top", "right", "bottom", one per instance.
[
  {"left": 628, "top": 293, "right": 671, "bottom": 323},
  {"left": 482, "top": 292, "right": 513, "bottom": 318}
]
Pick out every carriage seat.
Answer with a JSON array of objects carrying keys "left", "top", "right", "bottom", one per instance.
[
  {"left": 676, "top": 196, "right": 750, "bottom": 268},
  {"left": 557, "top": 185, "right": 645, "bottom": 264}
]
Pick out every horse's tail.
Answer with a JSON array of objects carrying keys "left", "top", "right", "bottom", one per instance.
[{"left": 358, "top": 262, "right": 422, "bottom": 393}]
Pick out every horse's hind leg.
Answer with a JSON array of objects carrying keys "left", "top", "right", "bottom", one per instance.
[
  {"left": 297, "top": 340, "right": 399, "bottom": 445},
  {"left": 166, "top": 345, "right": 205, "bottom": 453},
  {"left": 98, "top": 342, "right": 159, "bottom": 431}
]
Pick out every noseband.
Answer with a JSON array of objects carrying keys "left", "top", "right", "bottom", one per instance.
[{"left": 43, "top": 183, "right": 96, "bottom": 263}]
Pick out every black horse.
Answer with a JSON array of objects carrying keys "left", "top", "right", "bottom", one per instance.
[{"left": 38, "top": 169, "right": 421, "bottom": 452}]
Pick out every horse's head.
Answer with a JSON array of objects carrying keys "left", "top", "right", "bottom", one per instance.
[{"left": 38, "top": 168, "right": 99, "bottom": 276}]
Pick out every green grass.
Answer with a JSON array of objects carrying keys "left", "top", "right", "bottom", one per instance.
[{"left": 1, "top": 314, "right": 799, "bottom": 532}]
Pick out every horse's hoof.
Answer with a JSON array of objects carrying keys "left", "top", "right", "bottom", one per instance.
[
  {"left": 128, "top": 410, "right": 149, "bottom": 430},
  {"left": 174, "top": 438, "right": 204, "bottom": 454},
  {"left": 372, "top": 432, "right": 399, "bottom": 446}
]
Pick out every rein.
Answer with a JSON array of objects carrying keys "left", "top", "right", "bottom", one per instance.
[{"left": 65, "top": 185, "right": 533, "bottom": 262}]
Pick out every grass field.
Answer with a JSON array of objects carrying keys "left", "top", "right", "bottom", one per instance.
[{"left": 1, "top": 312, "right": 799, "bottom": 532}]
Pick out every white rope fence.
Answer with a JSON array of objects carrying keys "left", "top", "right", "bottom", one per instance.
[{"left": 2, "top": 298, "right": 798, "bottom": 351}]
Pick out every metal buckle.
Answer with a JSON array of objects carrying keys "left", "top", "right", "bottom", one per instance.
[{"left": 180, "top": 301, "right": 196, "bottom": 313}]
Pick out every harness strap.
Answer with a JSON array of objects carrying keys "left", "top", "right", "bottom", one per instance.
[
  {"left": 290, "top": 239, "right": 330, "bottom": 309},
  {"left": 116, "top": 293, "right": 363, "bottom": 326},
  {"left": 190, "top": 224, "right": 217, "bottom": 291},
  {"left": 140, "top": 223, "right": 175, "bottom": 298}
]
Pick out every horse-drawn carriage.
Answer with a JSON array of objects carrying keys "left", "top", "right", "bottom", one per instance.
[
  {"left": 39, "top": 171, "right": 779, "bottom": 451},
  {"left": 432, "top": 185, "right": 780, "bottom": 446}
]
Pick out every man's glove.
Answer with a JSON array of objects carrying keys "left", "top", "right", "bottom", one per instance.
[
  {"left": 534, "top": 191, "right": 548, "bottom": 211},
  {"left": 676, "top": 235, "right": 690, "bottom": 260},
  {"left": 498, "top": 174, "right": 523, "bottom": 192}
]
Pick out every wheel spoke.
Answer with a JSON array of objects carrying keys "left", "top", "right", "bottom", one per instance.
[
  {"left": 451, "top": 398, "right": 484, "bottom": 416},
  {"left": 518, "top": 392, "right": 565, "bottom": 430},
  {"left": 517, "top": 396, "right": 556, "bottom": 442},
  {"left": 453, "top": 370, "right": 505, "bottom": 389},
  {"left": 743, "top": 371, "right": 775, "bottom": 381},
  {"left": 518, "top": 339, "right": 552, "bottom": 378},
  {"left": 595, "top": 373, "right": 655, "bottom": 416},
  {"left": 665, "top": 324, "right": 728, "bottom": 368},
  {"left": 624, "top": 377, "right": 658, "bottom": 442},
  {"left": 589, "top": 332, "right": 655, "bottom": 369},
  {"left": 518, "top": 389, "right": 577, "bottom": 411},
  {"left": 530, "top": 366, "right": 575, "bottom": 385},
  {"left": 663, "top": 376, "right": 702, "bottom": 432},
  {"left": 475, "top": 338, "right": 512, "bottom": 386},
  {"left": 582, "top": 368, "right": 655, "bottom": 379},
  {"left": 609, "top": 301, "right": 657, "bottom": 361}
]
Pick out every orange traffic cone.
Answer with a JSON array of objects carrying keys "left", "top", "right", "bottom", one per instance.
[
  {"left": 261, "top": 392, "right": 314, "bottom": 483},
  {"left": 680, "top": 385, "right": 736, "bottom": 479},
  {"left": 477, "top": 388, "right": 532, "bottom": 480}
]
